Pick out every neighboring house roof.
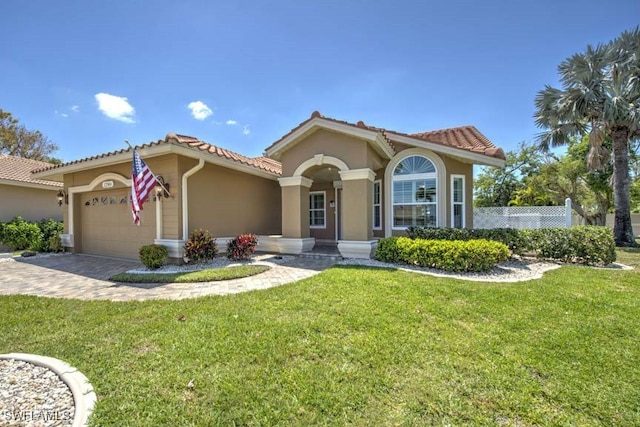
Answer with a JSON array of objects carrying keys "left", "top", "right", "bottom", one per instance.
[
  {"left": 265, "top": 111, "right": 506, "bottom": 165},
  {"left": 0, "top": 154, "right": 62, "bottom": 189},
  {"left": 32, "top": 134, "right": 283, "bottom": 180}
]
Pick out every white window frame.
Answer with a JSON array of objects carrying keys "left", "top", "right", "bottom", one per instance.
[
  {"left": 373, "top": 180, "right": 382, "bottom": 230},
  {"left": 391, "top": 157, "right": 438, "bottom": 230},
  {"left": 309, "top": 191, "right": 326, "bottom": 229},
  {"left": 451, "top": 174, "right": 465, "bottom": 228}
]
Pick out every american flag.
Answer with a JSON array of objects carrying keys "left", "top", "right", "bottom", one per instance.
[{"left": 131, "top": 150, "right": 156, "bottom": 225}]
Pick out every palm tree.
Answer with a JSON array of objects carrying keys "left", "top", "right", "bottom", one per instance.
[{"left": 534, "top": 27, "right": 640, "bottom": 247}]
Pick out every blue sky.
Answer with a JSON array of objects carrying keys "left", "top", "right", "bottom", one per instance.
[{"left": 2, "top": 0, "right": 639, "bottom": 163}]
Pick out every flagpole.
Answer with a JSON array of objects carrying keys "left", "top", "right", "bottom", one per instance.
[{"left": 125, "top": 140, "right": 172, "bottom": 197}]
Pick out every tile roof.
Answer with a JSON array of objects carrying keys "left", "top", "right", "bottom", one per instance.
[
  {"left": 166, "top": 134, "right": 282, "bottom": 174},
  {"left": 0, "top": 155, "right": 63, "bottom": 188},
  {"left": 32, "top": 134, "right": 282, "bottom": 176},
  {"left": 265, "top": 111, "right": 505, "bottom": 161}
]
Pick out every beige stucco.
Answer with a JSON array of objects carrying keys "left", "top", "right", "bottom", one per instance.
[
  {"left": 281, "top": 184, "right": 309, "bottom": 238},
  {"left": 341, "top": 177, "right": 373, "bottom": 241},
  {"left": 0, "top": 184, "right": 63, "bottom": 222},
  {"left": 188, "top": 162, "right": 281, "bottom": 238},
  {"left": 308, "top": 182, "right": 337, "bottom": 243},
  {"left": 280, "top": 129, "right": 385, "bottom": 176}
]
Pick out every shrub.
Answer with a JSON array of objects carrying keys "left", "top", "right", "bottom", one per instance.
[
  {"left": 139, "top": 244, "right": 168, "bottom": 269},
  {"left": 227, "top": 234, "right": 258, "bottom": 261},
  {"left": 37, "top": 218, "right": 64, "bottom": 252},
  {"left": 375, "top": 236, "right": 510, "bottom": 272},
  {"left": 1, "top": 217, "right": 42, "bottom": 251},
  {"left": 406, "top": 226, "right": 528, "bottom": 255},
  {"left": 527, "top": 226, "right": 615, "bottom": 265},
  {"left": 48, "top": 235, "right": 64, "bottom": 253},
  {"left": 184, "top": 229, "right": 218, "bottom": 263}
]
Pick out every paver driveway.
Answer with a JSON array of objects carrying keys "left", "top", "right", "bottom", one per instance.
[{"left": 0, "top": 254, "right": 335, "bottom": 301}]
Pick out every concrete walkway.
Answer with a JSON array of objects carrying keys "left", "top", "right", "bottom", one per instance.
[{"left": 0, "top": 254, "right": 336, "bottom": 301}]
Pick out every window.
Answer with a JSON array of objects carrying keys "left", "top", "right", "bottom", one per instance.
[
  {"left": 451, "top": 175, "right": 465, "bottom": 228},
  {"left": 309, "top": 191, "right": 326, "bottom": 228},
  {"left": 392, "top": 155, "right": 437, "bottom": 228},
  {"left": 373, "top": 180, "right": 382, "bottom": 230}
]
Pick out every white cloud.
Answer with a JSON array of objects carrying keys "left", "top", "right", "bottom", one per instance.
[
  {"left": 95, "top": 93, "right": 136, "bottom": 123},
  {"left": 71, "top": 105, "right": 80, "bottom": 113},
  {"left": 243, "top": 125, "right": 250, "bottom": 135},
  {"left": 54, "top": 110, "right": 68, "bottom": 118},
  {"left": 187, "top": 101, "right": 213, "bottom": 120},
  {"left": 225, "top": 120, "right": 237, "bottom": 125}
]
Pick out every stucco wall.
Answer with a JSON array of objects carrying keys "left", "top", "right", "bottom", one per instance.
[
  {"left": 0, "top": 184, "right": 63, "bottom": 222},
  {"left": 279, "top": 129, "right": 384, "bottom": 176},
  {"left": 309, "top": 182, "right": 337, "bottom": 242},
  {"left": 188, "top": 162, "right": 281, "bottom": 238}
]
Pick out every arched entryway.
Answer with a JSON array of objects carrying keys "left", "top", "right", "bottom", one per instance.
[{"left": 278, "top": 154, "right": 378, "bottom": 258}]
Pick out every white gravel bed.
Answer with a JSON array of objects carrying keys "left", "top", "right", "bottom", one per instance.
[
  {"left": 126, "top": 254, "right": 296, "bottom": 274},
  {"left": 340, "top": 257, "right": 563, "bottom": 282},
  {"left": 0, "top": 359, "right": 74, "bottom": 426}
]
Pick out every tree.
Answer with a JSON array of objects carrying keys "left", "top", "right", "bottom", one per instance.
[
  {"left": 474, "top": 142, "right": 542, "bottom": 207},
  {"left": 0, "top": 109, "right": 60, "bottom": 163},
  {"left": 514, "top": 137, "right": 613, "bottom": 225},
  {"left": 534, "top": 27, "right": 640, "bottom": 247}
]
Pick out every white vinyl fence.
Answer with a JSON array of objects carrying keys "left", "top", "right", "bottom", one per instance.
[{"left": 473, "top": 198, "right": 572, "bottom": 230}]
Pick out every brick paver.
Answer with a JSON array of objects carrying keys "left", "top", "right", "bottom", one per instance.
[{"left": 0, "top": 254, "right": 335, "bottom": 301}]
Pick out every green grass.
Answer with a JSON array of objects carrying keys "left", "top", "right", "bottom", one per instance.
[
  {"left": 616, "top": 239, "right": 640, "bottom": 271},
  {"left": 1, "top": 261, "right": 639, "bottom": 425},
  {"left": 109, "top": 265, "right": 270, "bottom": 283}
]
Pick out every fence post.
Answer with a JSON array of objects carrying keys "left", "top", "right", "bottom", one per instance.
[{"left": 565, "top": 198, "right": 572, "bottom": 228}]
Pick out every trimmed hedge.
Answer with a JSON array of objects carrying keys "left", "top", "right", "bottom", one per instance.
[
  {"left": 406, "top": 226, "right": 526, "bottom": 255},
  {"left": 375, "top": 236, "right": 510, "bottom": 272},
  {"left": 522, "top": 226, "right": 616, "bottom": 265},
  {"left": 405, "top": 226, "right": 616, "bottom": 266}
]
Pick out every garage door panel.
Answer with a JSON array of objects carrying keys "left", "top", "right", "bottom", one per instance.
[{"left": 80, "top": 189, "right": 155, "bottom": 259}]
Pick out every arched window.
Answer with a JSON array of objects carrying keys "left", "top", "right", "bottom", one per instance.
[{"left": 392, "top": 155, "right": 437, "bottom": 228}]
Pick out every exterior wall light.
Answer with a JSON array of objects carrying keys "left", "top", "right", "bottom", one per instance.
[
  {"left": 56, "top": 189, "right": 68, "bottom": 206},
  {"left": 155, "top": 176, "right": 170, "bottom": 199}
]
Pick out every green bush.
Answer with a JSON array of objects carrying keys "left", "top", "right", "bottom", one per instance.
[
  {"left": 184, "top": 229, "right": 218, "bottom": 263},
  {"left": 227, "top": 234, "right": 258, "bottom": 261},
  {"left": 139, "top": 244, "right": 169, "bottom": 269},
  {"left": 1, "top": 217, "right": 42, "bottom": 251},
  {"left": 526, "top": 226, "right": 615, "bottom": 265},
  {"left": 37, "top": 218, "right": 64, "bottom": 252},
  {"left": 48, "top": 235, "right": 64, "bottom": 253},
  {"left": 374, "top": 236, "right": 510, "bottom": 272},
  {"left": 406, "top": 226, "right": 528, "bottom": 255}
]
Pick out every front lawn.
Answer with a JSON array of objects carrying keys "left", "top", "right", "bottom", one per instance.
[{"left": 1, "top": 264, "right": 639, "bottom": 425}]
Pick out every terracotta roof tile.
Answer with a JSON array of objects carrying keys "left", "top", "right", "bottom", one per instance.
[
  {"left": 265, "top": 111, "right": 505, "bottom": 161},
  {"left": 33, "top": 135, "right": 283, "bottom": 176},
  {"left": 0, "top": 155, "right": 63, "bottom": 187},
  {"left": 167, "top": 134, "right": 282, "bottom": 174}
]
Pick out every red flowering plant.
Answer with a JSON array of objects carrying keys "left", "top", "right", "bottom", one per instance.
[{"left": 226, "top": 233, "right": 258, "bottom": 261}]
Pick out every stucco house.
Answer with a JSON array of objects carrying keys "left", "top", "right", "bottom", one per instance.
[
  {"left": 31, "top": 112, "right": 505, "bottom": 260},
  {"left": 0, "top": 154, "right": 63, "bottom": 222}
]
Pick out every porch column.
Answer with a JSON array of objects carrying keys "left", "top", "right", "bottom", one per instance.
[
  {"left": 277, "top": 176, "right": 315, "bottom": 254},
  {"left": 337, "top": 168, "right": 377, "bottom": 258}
]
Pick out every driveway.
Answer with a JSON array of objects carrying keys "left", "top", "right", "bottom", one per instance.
[{"left": 0, "top": 254, "right": 335, "bottom": 301}]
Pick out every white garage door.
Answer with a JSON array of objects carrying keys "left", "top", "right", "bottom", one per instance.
[{"left": 80, "top": 189, "right": 156, "bottom": 259}]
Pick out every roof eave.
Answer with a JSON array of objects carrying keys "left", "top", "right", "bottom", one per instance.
[
  {"left": 387, "top": 133, "right": 506, "bottom": 168},
  {"left": 265, "top": 118, "right": 394, "bottom": 160},
  {"left": 32, "top": 143, "right": 280, "bottom": 182},
  {"left": 0, "top": 178, "right": 63, "bottom": 190}
]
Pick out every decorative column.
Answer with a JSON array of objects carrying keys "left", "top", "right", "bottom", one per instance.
[
  {"left": 337, "top": 168, "right": 377, "bottom": 258},
  {"left": 277, "top": 176, "right": 315, "bottom": 254}
]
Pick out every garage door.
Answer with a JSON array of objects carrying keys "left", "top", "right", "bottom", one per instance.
[{"left": 80, "top": 189, "right": 156, "bottom": 259}]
